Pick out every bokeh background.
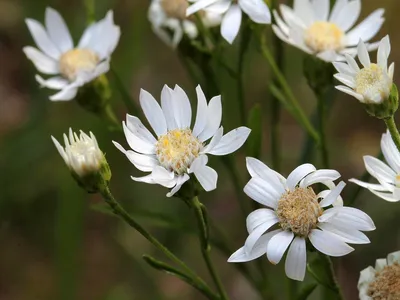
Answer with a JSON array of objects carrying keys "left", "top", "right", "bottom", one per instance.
[{"left": 0, "top": 0, "right": 400, "bottom": 299}]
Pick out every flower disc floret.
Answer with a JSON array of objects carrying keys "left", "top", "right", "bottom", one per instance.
[
  {"left": 59, "top": 49, "right": 100, "bottom": 81},
  {"left": 161, "top": 0, "right": 189, "bottom": 20},
  {"left": 304, "top": 21, "right": 344, "bottom": 52},
  {"left": 368, "top": 263, "right": 400, "bottom": 300},
  {"left": 355, "top": 63, "right": 391, "bottom": 101}
]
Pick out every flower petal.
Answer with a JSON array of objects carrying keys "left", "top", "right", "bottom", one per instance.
[
  {"left": 151, "top": 166, "right": 177, "bottom": 188},
  {"left": 244, "top": 177, "right": 281, "bottom": 209},
  {"left": 348, "top": 178, "right": 389, "bottom": 192},
  {"left": 318, "top": 222, "right": 370, "bottom": 244},
  {"left": 126, "top": 115, "right": 157, "bottom": 145},
  {"left": 35, "top": 75, "right": 69, "bottom": 90},
  {"left": 309, "top": 229, "right": 354, "bottom": 257},
  {"left": 49, "top": 85, "right": 78, "bottom": 101},
  {"left": 221, "top": 5, "right": 242, "bottom": 44},
  {"left": 319, "top": 207, "right": 376, "bottom": 231},
  {"left": 198, "top": 95, "right": 222, "bottom": 142},
  {"left": 186, "top": 0, "right": 220, "bottom": 16},
  {"left": 23, "top": 46, "right": 59, "bottom": 74},
  {"left": 245, "top": 220, "right": 280, "bottom": 254},
  {"left": 167, "top": 174, "right": 190, "bottom": 197},
  {"left": 332, "top": 0, "right": 361, "bottom": 32},
  {"left": 266, "top": 230, "right": 294, "bottom": 264},
  {"left": 364, "top": 155, "right": 395, "bottom": 184},
  {"left": 192, "top": 85, "right": 208, "bottom": 137},
  {"left": 246, "top": 157, "right": 286, "bottom": 184},
  {"left": 381, "top": 131, "right": 400, "bottom": 173},
  {"left": 319, "top": 181, "right": 346, "bottom": 208},
  {"left": 300, "top": 169, "right": 341, "bottom": 188},
  {"left": 113, "top": 141, "right": 158, "bottom": 172},
  {"left": 207, "top": 127, "right": 251, "bottom": 156},
  {"left": 172, "top": 85, "right": 192, "bottom": 129},
  {"left": 357, "top": 40, "right": 371, "bottom": 68},
  {"left": 286, "top": 164, "right": 316, "bottom": 190},
  {"left": 139, "top": 89, "right": 167, "bottom": 137},
  {"left": 285, "top": 236, "right": 306, "bottom": 281},
  {"left": 246, "top": 208, "right": 278, "bottom": 234},
  {"left": 190, "top": 155, "right": 218, "bottom": 192},
  {"left": 45, "top": 7, "right": 73, "bottom": 53},
  {"left": 238, "top": 0, "right": 271, "bottom": 24},
  {"left": 122, "top": 121, "right": 156, "bottom": 155}
]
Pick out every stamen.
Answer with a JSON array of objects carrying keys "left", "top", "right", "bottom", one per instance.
[
  {"left": 355, "top": 64, "right": 391, "bottom": 103},
  {"left": 59, "top": 49, "right": 99, "bottom": 81},
  {"left": 305, "top": 21, "right": 344, "bottom": 52},
  {"left": 368, "top": 263, "right": 400, "bottom": 300}
]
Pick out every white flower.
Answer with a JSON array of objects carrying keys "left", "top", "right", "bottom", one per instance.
[
  {"left": 52, "top": 128, "right": 104, "bottom": 177},
  {"left": 228, "top": 158, "right": 375, "bottom": 281},
  {"left": 113, "top": 84, "right": 251, "bottom": 197},
  {"left": 273, "top": 0, "right": 385, "bottom": 62},
  {"left": 23, "top": 8, "right": 120, "bottom": 101},
  {"left": 350, "top": 131, "right": 400, "bottom": 202},
  {"left": 149, "top": 0, "right": 222, "bottom": 47},
  {"left": 333, "top": 36, "right": 394, "bottom": 104},
  {"left": 358, "top": 250, "right": 400, "bottom": 300},
  {"left": 186, "top": 0, "right": 271, "bottom": 44}
]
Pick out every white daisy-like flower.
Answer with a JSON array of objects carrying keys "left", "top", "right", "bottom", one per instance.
[
  {"left": 186, "top": 0, "right": 271, "bottom": 44},
  {"left": 52, "top": 128, "right": 104, "bottom": 178},
  {"left": 228, "top": 158, "right": 375, "bottom": 281},
  {"left": 272, "top": 0, "right": 385, "bottom": 62},
  {"left": 23, "top": 8, "right": 120, "bottom": 101},
  {"left": 333, "top": 36, "right": 394, "bottom": 104},
  {"left": 149, "top": 0, "right": 222, "bottom": 47},
  {"left": 113, "top": 84, "right": 251, "bottom": 197},
  {"left": 350, "top": 131, "right": 400, "bottom": 202},
  {"left": 358, "top": 250, "right": 400, "bottom": 300}
]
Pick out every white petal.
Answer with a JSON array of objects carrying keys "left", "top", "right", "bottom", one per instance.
[
  {"left": 186, "top": 0, "right": 220, "bottom": 16},
  {"left": 293, "top": 0, "right": 314, "bottom": 26},
  {"left": 161, "top": 85, "right": 177, "bottom": 130},
  {"left": 381, "top": 131, "right": 400, "bottom": 173},
  {"left": 244, "top": 177, "right": 281, "bottom": 209},
  {"left": 239, "top": 0, "right": 271, "bottom": 24},
  {"left": 245, "top": 218, "right": 280, "bottom": 254},
  {"left": 152, "top": 166, "right": 177, "bottom": 188},
  {"left": 364, "top": 155, "right": 395, "bottom": 184},
  {"left": 246, "top": 157, "right": 286, "bottom": 184},
  {"left": 206, "top": 0, "right": 231, "bottom": 14},
  {"left": 389, "top": 62, "right": 395, "bottom": 80},
  {"left": 190, "top": 155, "right": 218, "bottom": 191},
  {"left": 266, "top": 230, "right": 294, "bottom": 264},
  {"left": 25, "top": 18, "right": 61, "bottom": 59},
  {"left": 311, "top": 0, "right": 329, "bottom": 21},
  {"left": 35, "top": 75, "right": 68, "bottom": 90},
  {"left": 348, "top": 178, "right": 389, "bottom": 192},
  {"left": 221, "top": 5, "right": 242, "bottom": 44},
  {"left": 122, "top": 121, "right": 156, "bottom": 155},
  {"left": 49, "top": 86, "right": 78, "bottom": 101},
  {"left": 387, "top": 251, "right": 400, "bottom": 265},
  {"left": 335, "top": 85, "right": 364, "bottom": 102},
  {"left": 126, "top": 115, "right": 157, "bottom": 145},
  {"left": 375, "top": 258, "right": 387, "bottom": 272},
  {"left": 207, "top": 127, "right": 251, "bottom": 156},
  {"left": 113, "top": 141, "right": 158, "bottom": 172},
  {"left": 202, "top": 126, "right": 223, "bottom": 153},
  {"left": 286, "top": 164, "right": 316, "bottom": 190},
  {"left": 319, "top": 181, "right": 346, "bottom": 208},
  {"left": 300, "top": 169, "right": 341, "bottom": 188},
  {"left": 45, "top": 7, "right": 73, "bottom": 53},
  {"left": 377, "top": 35, "right": 390, "bottom": 70},
  {"left": 172, "top": 85, "right": 192, "bottom": 129},
  {"left": 319, "top": 207, "right": 376, "bottom": 231},
  {"left": 333, "top": 62, "right": 356, "bottom": 77},
  {"left": 167, "top": 174, "right": 190, "bottom": 197},
  {"left": 285, "top": 236, "right": 306, "bottom": 281},
  {"left": 198, "top": 95, "right": 222, "bottom": 142},
  {"left": 334, "top": 73, "right": 356, "bottom": 89},
  {"left": 272, "top": 10, "right": 289, "bottom": 35},
  {"left": 23, "top": 46, "right": 59, "bottom": 75},
  {"left": 246, "top": 208, "right": 278, "bottom": 234},
  {"left": 329, "top": 0, "right": 347, "bottom": 23},
  {"left": 318, "top": 222, "right": 370, "bottom": 244},
  {"left": 51, "top": 136, "right": 68, "bottom": 164},
  {"left": 332, "top": 0, "right": 361, "bottom": 32},
  {"left": 309, "top": 229, "right": 354, "bottom": 257},
  {"left": 131, "top": 174, "right": 156, "bottom": 184},
  {"left": 368, "top": 189, "right": 400, "bottom": 202},
  {"left": 357, "top": 40, "right": 370, "bottom": 68},
  {"left": 139, "top": 89, "right": 167, "bottom": 137},
  {"left": 192, "top": 85, "right": 208, "bottom": 137}
]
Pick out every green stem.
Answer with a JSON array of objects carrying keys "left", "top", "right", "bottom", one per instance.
[
  {"left": 100, "top": 105, "right": 121, "bottom": 130},
  {"left": 259, "top": 34, "right": 319, "bottom": 143},
  {"left": 237, "top": 19, "right": 251, "bottom": 124},
  {"left": 323, "top": 255, "right": 344, "bottom": 299},
  {"left": 191, "top": 196, "right": 229, "bottom": 300},
  {"left": 110, "top": 67, "right": 140, "bottom": 116},
  {"left": 316, "top": 94, "right": 330, "bottom": 168},
  {"left": 84, "top": 0, "right": 95, "bottom": 23},
  {"left": 384, "top": 116, "right": 400, "bottom": 152},
  {"left": 99, "top": 186, "right": 218, "bottom": 300}
]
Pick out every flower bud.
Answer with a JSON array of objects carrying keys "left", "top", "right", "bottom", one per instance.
[
  {"left": 363, "top": 83, "right": 399, "bottom": 120},
  {"left": 52, "top": 128, "right": 111, "bottom": 193}
]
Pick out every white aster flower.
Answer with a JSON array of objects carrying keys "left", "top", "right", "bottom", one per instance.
[
  {"left": 350, "top": 131, "right": 400, "bottom": 202},
  {"left": 52, "top": 128, "right": 104, "bottom": 178},
  {"left": 358, "top": 250, "right": 400, "bottom": 300},
  {"left": 228, "top": 158, "right": 375, "bottom": 281},
  {"left": 149, "top": 0, "right": 222, "bottom": 47},
  {"left": 113, "top": 84, "right": 251, "bottom": 197},
  {"left": 273, "top": 0, "right": 384, "bottom": 62},
  {"left": 23, "top": 8, "right": 120, "bottom": 101},
  {"left": 186, "top": 0, "right": 271, "bottom": 44},
  {"left": 334, "top": 36, "right": 394, "bottom": 104}
]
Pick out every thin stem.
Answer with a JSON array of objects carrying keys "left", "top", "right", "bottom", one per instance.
[
  {"left": 322, "top": 255, "right": 344, "bottom": 299},
  {"left": 316, "top": 94, "right": 330, "bottom": 168},
  {"left": 100, "top": 105, "right": 121, "bottom": 130},
  {"left": 384, "top": 116, "right": 400, "bottom": 152},
  {"left": 237, "top": 19, "right": 251, "bottom": 124},
  {"left": 259, "top": 34, "right": 319, "bottom": 143},
  {"left": 99, "top": 186, "right": 218, "bottom": 300},
  {"left": 84, "top": 0, "right": 95, "bottom": 23},
  {"left": 191, "top": 196, "right": 229, "bottom": 300},
  {"left": 110, "top": 67, "right": 140, "bottom": 116}
]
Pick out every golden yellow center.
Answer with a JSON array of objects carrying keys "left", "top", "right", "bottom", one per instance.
[
  {"left": 368, "top": 263, "right": 400, "bottom": 300},
  {"left": 304, "top": 21, "right": 344, "bottom": 52},
  {"left": 59, "top": 48, "right": 99, "bottom": 81},
  {"left": 161, "top": 0, "right": 189, "bottom": 20},
  {"left": 276, "top": 187, "right": 323, "bottom": 237},
  {"left": 155, "top": 129, "right": 203, "bottom": 175}
]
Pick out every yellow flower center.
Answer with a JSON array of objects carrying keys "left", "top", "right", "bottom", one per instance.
[
  {"left": 355, "top": 64, "right": 391, "bottom": 103},
  {"left": 276, "top": 187, "right": 323, "bottom": 237},
  {"left": 160, "top": 0, "right": 189, "bottom": 20},
  {"left": 59, "top": 49, "right": 99, "bottom": 81},
  {"left": 304, "top": 21, "right": 344, "bottom": 52},
  {"left": 368, "top": 263, "right": 400, "bottom": 300},
  {"left": 155, "top": 129, "right": 203, "bottom": 175}
]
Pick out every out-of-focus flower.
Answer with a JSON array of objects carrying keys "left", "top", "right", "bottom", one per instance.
[
  {"left": 358, "top": 250, "right": 400, "bottom": 300},
  {"left": 186, "top": 0, "right": 271, "bottom": 44},
  {"left": 273, "top": 0, "right": 384, "bottom": 62},
  {"left": 350, "top": 131, "right": 400, "bottom": 203},
  {"left": 113, "top": 84, "right": 250, "bottom": 197},
  {"left": 24, "top": 8, "right": 120, "bottom": 101},
  {"left": 149, "top": 0, "right": 222, "bottom": 47},
  {"left": 228, "top": 158, "right": 375, "bottom": 281}
]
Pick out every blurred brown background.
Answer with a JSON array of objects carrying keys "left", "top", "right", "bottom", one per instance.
[{"left": 0, "top": 0, "right": 399, "bottom": 299}]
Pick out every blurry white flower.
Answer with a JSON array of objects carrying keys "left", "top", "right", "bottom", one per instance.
[
  {"left": 113, "top": 84, "right": 250, "bottom": 197},
  {"left": 187, "top": 0, "right": 271, "bottom": 44},
  {"left": 228, "top": 158, "right": 375, "bottom": 281},
  {"left": 358, "top": 250, "right": 400, "bottom": 300},
  {"left": 149, "top": 0, "right": 222, "bottom": 47},
  {"left": 24, "top": 8, "right": 120, "bottom": 101},
  {"left": 350, "top": 131, "right": 400, "bottom": 202},
  {"left": 334, "top": 36, "right": 394, "bottom": 104},
  {"left": 273, "top": 0, "right": 384, "bottom": 62},
  {"left": 52, "top": 129, "right": 104, "bottom": 178}
]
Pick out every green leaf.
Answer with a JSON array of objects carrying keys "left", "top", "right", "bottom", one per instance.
[
  {"left": 296, "top": 283, "right": 318, "bottom": 300},
  {"left": 246, "top": 104, "right": 263, "bottom": 158}
]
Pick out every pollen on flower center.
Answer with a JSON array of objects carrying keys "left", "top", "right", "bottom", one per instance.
[
  {"left": 304, "top": 21, "right": 344, "bottom": 52},
  {"left": 59, "top": 49, "right": 99, "bottom": 81},
  {"left": 355, "top": 64, "right": 391, "bottom": 102},
  {"left": 155, "top": 129, "right": 203, "bottom": 175},
  {"left": 276, "top": 187, "right": 323, "bottom": 237},
  {"left": 161, "top": 0, "right": 190, "bottom": 20},
  {"left": 367, "top": 263, "right": 400, "bottom": 300}
]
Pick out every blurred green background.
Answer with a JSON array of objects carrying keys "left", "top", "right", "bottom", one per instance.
[{"left": 0, "top": 0, "right": 400, "bottom": 299}]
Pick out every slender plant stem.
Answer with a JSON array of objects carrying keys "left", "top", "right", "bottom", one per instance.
[
  {"left": 100, "top": 105, "right": 121, "bottom": 130},
  {"left": 237, "top": 20, "right": 251, "bottom": 124},
  {"left": 316, "top": 94, "right": 330, "bottom": 168},
  {"left": 99, "top": 186, "right": 218, "bottom": 300},
  {"left": 84, "top": 0, "right": 95, "bottom": 23},
  {"left": 259, "top": 34, "right": 319, "bottom": 143},
  {"left": 110, "top": 67, "right": 140, "bottom": 116},
  {"left": 322, "top": 255, "right": 344, "bottom": 299},
  {"left": 191, "top": 196, "right": 229, "bottom": 300},
  {"left": 384, "top": 116, "right": 400, "bottom": 152}
]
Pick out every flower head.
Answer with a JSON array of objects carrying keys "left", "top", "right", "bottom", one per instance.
[
  {"left": 24, "top": 8, "right": 120, "bottom": 101},
  {"left": 334, "top": 36, "right": 394, "bottom": 105},
  {"left": 358, "top": 251, "right": 400, "bottom": 300},
  {"left": 187, "top": 0, "right": 271, "bottom": 44},
  {"left": 113, "top": 85, "right": 250, "bottom": 197},
  {"left": 228, "top": 158, "right": 375, "bottom": 281},
  {"left": 273, "top": 0, "right": 384, "bottom": 62},
  {"left": 149, "top": 0, "right": 222, "bottom": 47},
  {"left": 350, "top": 131, "right": 400, "bottom": 203}
]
